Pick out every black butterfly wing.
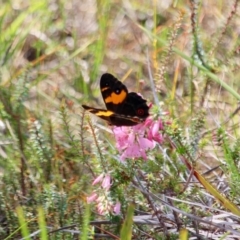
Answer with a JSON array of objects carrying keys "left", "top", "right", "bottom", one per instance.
[
  {"left": 106, "top": 93, "right": 149, "bottom": 126},
  {"left": 100, "top": 73, "right": 128, "bottom": 113},
  {"left": 82, "top": 104, "right": 114, "bottom": 124},
  {"left": 82, "top": 104, "right": 143, "bottom": 126},
  {"left": 118, "top": 92, "right": 149, "bottom": 119}
]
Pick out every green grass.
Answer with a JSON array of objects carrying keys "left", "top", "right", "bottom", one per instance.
[{"left": 1, "top": 0, "right": 240, "bottom": 239}]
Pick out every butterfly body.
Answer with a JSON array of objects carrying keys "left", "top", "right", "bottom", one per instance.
[{"left": 82, "top": 73, "right": 149, "bottom": 126}]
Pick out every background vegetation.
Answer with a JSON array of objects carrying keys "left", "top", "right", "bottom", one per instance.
[{"left": 0, "top": 0, "right": 240, "bottom": 239}]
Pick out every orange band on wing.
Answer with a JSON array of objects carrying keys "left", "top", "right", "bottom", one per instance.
[{"left": 105, "top": 90, "right": 127, "bottom": 104}]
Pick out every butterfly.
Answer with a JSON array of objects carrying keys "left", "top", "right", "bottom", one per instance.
[{"left": 82, "top": 73, "right": 149, "bottom": 126}]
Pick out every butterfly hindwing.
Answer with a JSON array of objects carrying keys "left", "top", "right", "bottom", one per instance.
[
  {"left": 82, "top": 73, "right": 149, "bottom": 126},
  {"left": 82, "top": 105, "right": 143, "bottom": 126},
  {"left": 119, "top": 92, "right": 149, "bottom": 119},
  {"left": 82, "top": 105, "right": 115, "bottom": 123}
]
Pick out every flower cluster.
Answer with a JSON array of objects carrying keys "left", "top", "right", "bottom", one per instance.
[
  {"left": 87, "top": 173, "right": 121, "bottom": 215},
  {"left": 87, "top": 115, "right": 165, "bottom": 215},
  {"left": 113, "top": 117, "right": 164, "bottom": 161}
]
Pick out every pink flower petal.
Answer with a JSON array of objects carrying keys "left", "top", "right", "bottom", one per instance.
[
  {"left": 144, "top": 117, "right": 154, "bottom": 127},
  {"left": 153, "top": 133, "right": 164, "bottom": 144},
  {"left": 113, "top": 127, "right": 129, "bottom": 150},
  {"left": 87, "top": 193, "right": 98, "bottom": 203},
  {"left": 97, "top": 203, "right": 105, "bottom": 215},
  {"left": 92, "top": 173, "right": 104, "bottom": 185},
  {"left": 152, "top": 121, "right": 159, "bottom": 137},
  {"left": 113, "top": 201, "right": 121, "bottom": 215},
  {"left": 102, "top": 174, "right": 111, "bottom": 190},
  {"left": 139, "top": 149, "right": 147, "bottom": 160},
  {"left": 124, "top": 143, "right": 142, "bottom": 158},
  {"left": 138, "top": 137, "right": 155, "bottom": 150},
  {"left": 128, "top": 132, "right": 135, "bottom": 144}
]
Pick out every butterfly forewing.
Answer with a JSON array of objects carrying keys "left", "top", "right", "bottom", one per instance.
[{"left": 100, "top": 73, "right": 128, "bottom": 113}]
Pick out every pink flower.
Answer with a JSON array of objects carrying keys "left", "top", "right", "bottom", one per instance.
[
  {"left": 113, "top": 201, "right": 121, "bottom": 215},
  {"left": 97, "top": 202, "right": 105, "bottom": 215},
  {"left": 92, "top": 174, "right": 104, "bottom": 185},
  {"left": 147, "top": 119, "right": 164, "bottom": 143},
  {"left": 87, "top": 190, "right": 121, "bottom": 215},
  {"left": 96, "top": 195, "right": 112, "bottom": 215},
  {"left": 92, "top": 173, "right": 111, "bottom": 190},
  {"left": 113, "top": 117, "right": 163, "bottom": 161},
  {"left": 102, "top": 174, "right": 111, "bottom": 190},
  {"left": 87, "top": 173, "right": 121, "bottom": 215},
  {"left": 87, "top": 192, "right": 98, "bottom": 203}
]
